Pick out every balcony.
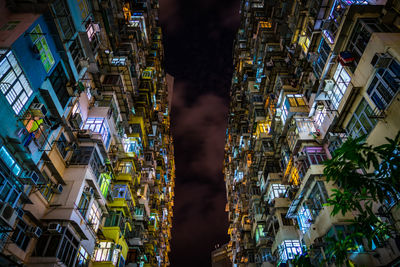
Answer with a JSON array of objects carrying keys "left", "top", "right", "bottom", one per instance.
[
  {"left": 109, "top": 184, "right": 135, "bottom": 215},
  {"left": 295, "top": 146, "right": 327, "bottom": 185},
  {"left": 286, "top": 117, "right": 321, "bottom": 153},
  {"left": 115, "top": 160, "right": 136, "bottom": 183}
]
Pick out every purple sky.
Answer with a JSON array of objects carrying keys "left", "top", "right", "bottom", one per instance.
[{"left": 159, "top": 0, "right": 240, "bottom": 265}]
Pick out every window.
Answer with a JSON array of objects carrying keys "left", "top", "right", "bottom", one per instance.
[
  {"left": 93, "top": 242, "right": 119, "bottom": 265},
  {"left": 297, "top": 204, "right": 313, "bottom": 233},
  {"left": 135, "top": 206, "right": 145, "bottom": 216},
  {"left": 30, "top": 24, "right": 55, "bottom": 73},
  {"left": 33, "top": 227, "right": 79, "bottom": 267},
  {"left": 52, "top": 0, "right": 75, "bottom": 40},
  {"left": 75, "top": 246, "right": 90, "bottom": 267},
  {"left": 98, "top": 173, "right": 111, "bottom": 198},
  {"left": 56, "top": 133, "right": 68, "bottom": 158},
  {"left": 278, "top": 240, "right": 302, "bottom": 263},
  {"left": 0, "top": 146, "right": 21, "bottom": 175},
  {"left": 77, "top": 192, "right": 91, "bottom": 217},
  {"left": 268, "top": 184, "right": 287, "bottom": 201},
  {"left": 78, "top": 0, "right": 89, "bottom": 20},
  {"left": 325, "top": 225, "right": 364, "bottom": 253},
  {"left": 255, "top": 224, "right": 266, "bottom": 243},
  {"left": 346, "top": 19, "right": 387, "bottom": 69},
  {"left": 286, "top": 94, "right": 306, "bottom": 107},
  {"left": 0, "top": 172, "right": 20, "bottom": 206},
  {"left": 49, "top": 63, "right": 69, "bottom": 108},
  {"left": 39, "top": 172, "right": 54, "bottom": 202},
  {"left": 328, "top": 64, "right": 351, "bottom": 110},
  {"left": 314, "top": 105, "right": 327, "bottom": 127},
  {"left": 367, "top": 59, "right": 400, "bottom": 110},
  {"left": 69, "top": 38, "right": 84, "bottom": 74},
  {"left": 111, "top": 184, "right": 131, "bottom": 200},
  {"left": 346, "top": 98, "right": 378, "bottom": 138},
  {"left": 117, "top": 162, "right": 133, "bottom": 174},
  {"left": 105, "top": 211, "right": 123, "bottom": 227},
  {"left": 314, "top": 38, "right": 330, "bottom": 78},
  {"left": 307, "top": 181, "right": 329, "bottom": 218},
  {"left": 83, "top": 118, "right": 111, "bottom": 148},
  {"left": 11, "top": 220, "right": 31, "bottom": 250},
  {"left": 88, "top": 201, "right": 101, "bottom": 232},
  {"left": 0, "top": 50, "right": 33, "bottom": 114},
  {"left": 281, "top": 213, "right": 294, "bottom": 226}
]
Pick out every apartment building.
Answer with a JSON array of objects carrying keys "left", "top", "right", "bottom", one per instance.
[
  {"left": 224, "top": 0, "right": 400, "bottom": 266},
  {"left": 0, "top": 0, "right": 174, "bottom": 266}
]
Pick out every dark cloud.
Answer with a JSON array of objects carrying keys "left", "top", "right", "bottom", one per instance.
[
  {"left": 158, "top": 0, "right": 240, "bottom": 265},
  {"left": 159, "top": 0, "right": 181, "bottom": 33}
]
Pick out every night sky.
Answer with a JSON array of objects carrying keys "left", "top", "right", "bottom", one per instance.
[{"left": 158, "top": 0, "right": 240, "bottom": 266}]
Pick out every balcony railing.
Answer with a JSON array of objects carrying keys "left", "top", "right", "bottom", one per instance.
[{"left": 296, "top": 147, "right": 327, "bottom": 180}]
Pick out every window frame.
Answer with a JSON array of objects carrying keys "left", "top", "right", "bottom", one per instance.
[
  {"left": 30, "top": 24, "right": 55, "bottom": 73},
  {"left": 346, "top": 98, "right": 378, "bottom": 138},
  {"left": 0, "top": 50, "right": 33, "bottom": 114},
  {"left": 367, "top": 59, "right": 400, "bottom": 110}
]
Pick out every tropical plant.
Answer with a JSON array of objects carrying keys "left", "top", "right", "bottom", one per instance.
[{"left": 320, "top": 131, "right": 400, "bottom": 265}]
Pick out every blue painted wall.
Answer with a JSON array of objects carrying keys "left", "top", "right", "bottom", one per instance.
[{"left": 12, "top": 16, "right": 62, "bottom": 90}]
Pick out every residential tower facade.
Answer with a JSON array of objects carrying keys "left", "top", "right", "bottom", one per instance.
[
  {"left": 0, "top": 0, "right": 174, "bottom": 266},
  {"left": 224, "top": 0, "right": 400, "bottom": 266}
]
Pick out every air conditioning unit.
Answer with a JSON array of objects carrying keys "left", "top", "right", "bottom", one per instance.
[
  {"left": 70, "top": 113, "right": 83, "bottom": 129},
  {"left": 27, "top": 226, "right": 42, "bottom": 238},
  {"left": 53, "top": 184, "right": 63, "bottom": 194},
  {"left": 48, "top": 222, "right": 62, "bottom": 234},
  {"left": 371, "top": 53, "right": 392, "bottom": 69},
  {"left": 84, "top": 186, "right": 94, "bottom": 196},
  {"left": 30, "top": 103, "right": 47, "bottom": 117},
  {"left": 0, "top": 202, "right": 17, "bottom": 228},
  {"left": 305, "top": 199, "right": 314, "bottom": 206},
  {"left": 297, "top": 151, "right": 307, "bottom": 160},
  {"left": 79, "top": 58, "right": 89, "bottom": 68},
  {"left": 20, "top": 171, "right": 40, "bottom": 185},
  {"left": 77, "top": 129, "right": 92, "bottom": 139},
  {"left": 328, "top": 132, "right": 340, "bottom": 142},
  {"left": 323, "top": 79, "right": 335, "bottom": 92}
]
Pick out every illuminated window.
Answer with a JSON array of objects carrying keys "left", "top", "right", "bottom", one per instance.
[
  {"left": 76, "top": 246, "right": 90, "bottom": 267},
  {"left": 88, "top": 201, "right": 101, "bottom": 232},
  {"left": 94, "top": 242, "right": 119, "bottom": 264},
  {"left": 83, "top": 118, "right": 111, "bottom": 148},
  {"left": 118, "top": 162, "right": 133, "bottom": 174},
  {"left": 287, "top": 94, "right": 306, "bottom": 107},
  {"left": 297, "top": 204, "right": 313, "bottom": 233},
  {"left": 86, "top": 23, "right": 99, "bottom": 42},
  {"left": 98, "top": 173, "right": 111, "bottom": 198},
  {"left": 268, "top": 184, "right": 287, "bottom": 201},
  {"left": 112, "top": 184, "right": 131, "bottom": 200},
  {"left": 298, "top": 36, "right": 310, "bottom": 53},
  {"left": 0, "top": 146, "right": 21, "bottom": 175},
  {"left": 77, "top": 0, "right": 89, "bottom": 19},
  {"left": 0, "top": 50, "right": 33, "bottom": 114},
  {"left": 314, "top": 105, "right": 327, "bottom": 127},
  {"left": 278, "top": 240, "right": 302, "bottom": 263},
  {"left": 328, "top": 64, "right": 351, "bottom": 110},
  {"left": 289, "top": 167, "right": 300, "bottom": 186},
  {"left": 77, "top": 192, "right": 90, "bottom": 217},
  {"left": 255, "top": 224, "right": 265, "bottom": 243},
  {"left": 30, "top": 25, "right": 55, "bottom": 73}
]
